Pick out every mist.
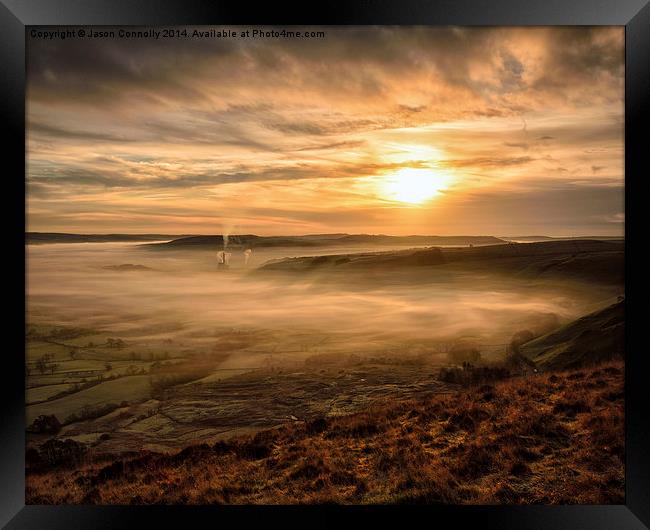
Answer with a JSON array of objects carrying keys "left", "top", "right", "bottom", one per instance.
[{"left": 26, "top": 241, "right": 618, "bottom": 370}]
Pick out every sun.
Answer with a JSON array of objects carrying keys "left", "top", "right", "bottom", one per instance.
[{"left": 381, "top": 167, "right": 451, "bottom": 204}]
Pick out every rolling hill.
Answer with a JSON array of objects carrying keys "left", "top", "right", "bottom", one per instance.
[
  {"left": 144, "top": 234, "right": 507, "bottom": 250},
  {"left": 257, "top": 239, "right": 624, "bottom": 285},
  {"left": 519, "top": 300, "right": 624, "bottom": 370},
  {"left": 27, "top": 233, "right": 188, "bottom": 244}
]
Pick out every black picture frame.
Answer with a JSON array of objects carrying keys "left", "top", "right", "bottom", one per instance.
[{"left": 2, "top": 1, "right": 648, "bottom": 528}]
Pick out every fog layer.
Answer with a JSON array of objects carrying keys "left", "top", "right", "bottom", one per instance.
[{"left": 26, "top": 241, "right": 620, "bottom": 368}]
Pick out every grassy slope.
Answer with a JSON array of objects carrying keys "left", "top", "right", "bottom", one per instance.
[
  {"left": 26, "top": 360, "right": 624, "bottom": 505},
  {"left": 520, "top": 301, "right": 624, "bottom": 370}
]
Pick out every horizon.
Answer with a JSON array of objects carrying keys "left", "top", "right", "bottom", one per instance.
[{"left": 25, "top": 230, "right": 625, "bottom": 239}]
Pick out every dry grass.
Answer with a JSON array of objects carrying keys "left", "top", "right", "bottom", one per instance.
[{"left": 26, "top": 360, "right": 624, "bottom": 505}]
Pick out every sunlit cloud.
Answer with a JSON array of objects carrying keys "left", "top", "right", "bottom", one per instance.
[{"left": 26, "top": 26, "right": 624, "bottom": 236}]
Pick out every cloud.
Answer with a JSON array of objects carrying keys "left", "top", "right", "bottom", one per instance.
[
  {"left": 264, "top": 121, "right": 327, "bottom": 136},
  {"left": 503, "top": 142, "right": 529, "bottom": 150},
  {"left": 441, "top": 156, "right": 534, "bottom": 169},
  {"left": 26, "top": 26, "right": 624, "bottom": 235},
  {"left": 439, "top": 182, "right": 624, "bottom": 233},
  {"left": 28, "top": 27, "right": 624, "bottom": 115},
  {"left": 29, "top": 122, "right": 135, "bottom": 143},
  {"left": 531, "top": 27, "right": 623, "bottom": 97},
  {"left": 605, "top": 212, "right": 625, "bottom": 223},
  {"left": 293, "top": 140, "right": 366, "bottom": 152},
  {"left": 27, "top": 157, "right": 424, "bottom": 193}
]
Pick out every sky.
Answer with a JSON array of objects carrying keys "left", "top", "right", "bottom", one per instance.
[{"left": 26, "top": 26, "right": 625, "bottom": 236}]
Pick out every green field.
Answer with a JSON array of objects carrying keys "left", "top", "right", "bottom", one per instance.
[{"left": 27, "top": 375, "right": 153, "bottom": 425}]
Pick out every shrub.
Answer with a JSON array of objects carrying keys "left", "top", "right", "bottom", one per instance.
[
  {"left": 306, "top": 417, "right": 328, "bottom": 434},
  {"left": 64, "top": 403, "right": 119, "bottom": 425},
  {"left": 552, "top": 399, "right": 590, "bottom": 416},
  {"left": 38, "top": 438, "right": 87, "bottom": 467},
  {"left": 234, "top": 440, "right": 273, "bottom": 460},
  {"left": 27, "top": 414, "right": 61, "bottom": 434},
  {"left": 93, "top": 461, "right": 125, "bottom": 483},
  {"left": 455, "top": 443, "right": 495, "bottom": 479},
  {"left": 439, "top": 365, "right": 510, "bottom": 387}
]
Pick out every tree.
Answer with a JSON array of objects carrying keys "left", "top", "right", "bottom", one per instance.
[
  {"left": 35, "top": 356, "right": 47, "bottom": 375},
  {"left": 27, "top": 414, "right": 61, "bottom": 434},
  {"left": 80, "top": 404, "right": 93, "bottom": 419}
]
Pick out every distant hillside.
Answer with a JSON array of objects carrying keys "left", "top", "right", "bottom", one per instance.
[
  {"left": 147, "top": 234, "right": 323, "bottom": 249},
  {"left": 261, "top": 247, "right": 447, "bottom": 272},
  {"left": 27, "top": 232, "right": 622, "bottom": 247},
  {"left": 519, "top": 300, "right": 624, "bottom": 370},
  {"left": 504, "top": 236, "right": 623, "bottom": 242},
  {"left": 102, "top": 264, "right": 155, "bottom": 272},
  {"left": 258, "top": 239, "right": 624, "bottom": 284},
  {"left": 145, "top": 234, "right": 507, "bottom": 250},
  {"left": 27, "top": 233, "right": 187, "bottom": 244},
  {"left": 333, "top": 235, "right": 505, "bottom": 246}
]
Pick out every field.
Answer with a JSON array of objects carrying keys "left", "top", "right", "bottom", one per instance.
[{"left": 27, "top": 330, "right": 458, "bottom": 453}]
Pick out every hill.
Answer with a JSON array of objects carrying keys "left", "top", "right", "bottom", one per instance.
[
  {"left": 102, "top": 264, "right": 154, "bottom": 272},
  {"left": 519, "top": 300, "right": 624, "bottom": 370},
  {"left": 25, "top": 360, "right": 624, "bottom": 504},
  {"left": 333, "top": 234, "right": 505, "bottom": 246},
  {"left": 260, "top": 247, "right": 447, "bottom": 271},
  {"left": 258, "top": 239, "right": 624, "bottom": 284},
  {"left": 504, "top": 236, "right": 623, "bottom": 242},
  {"left": 146, "top": 234, "right": 324, "bottom": 249},
  {"left": 27, "top": 233, "right": 187, "bottom": 244},
  {"left": 144, "top": 234, "right": 507, "bottom": 250}
]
